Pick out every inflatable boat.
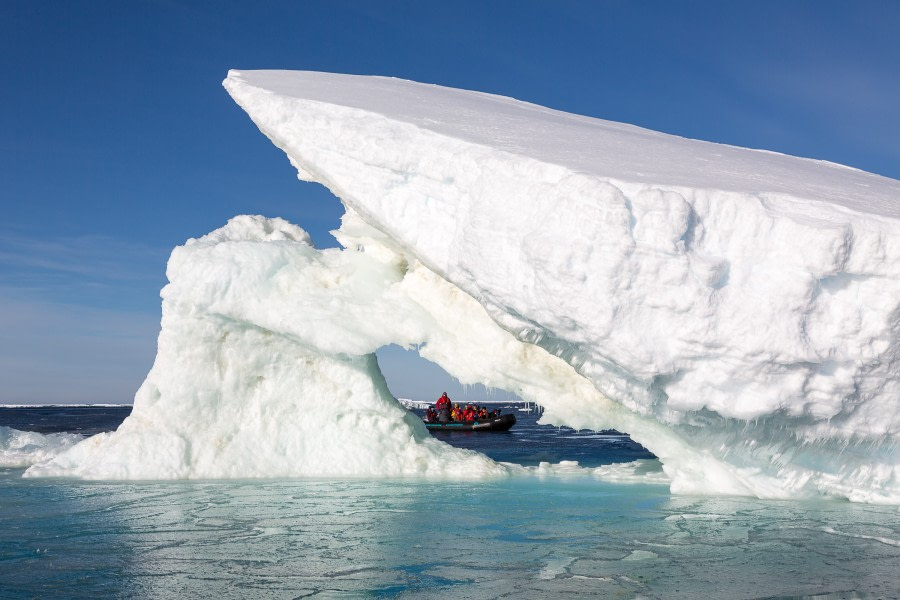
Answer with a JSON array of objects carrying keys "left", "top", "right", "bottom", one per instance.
[{"left": 424, "top": 413, "right": 516, "bottom": 432}]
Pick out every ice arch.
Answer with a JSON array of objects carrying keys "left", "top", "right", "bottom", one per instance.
[
  {"left": 25, "top": 213, "right": 656, "bottom": 481},
  {"left": 29, "top": 71, "right": 900, "bottom": 503}
]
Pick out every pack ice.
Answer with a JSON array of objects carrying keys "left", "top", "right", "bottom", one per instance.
[{"left": 27, "top": 71, "right": 900, "bottom": 503}]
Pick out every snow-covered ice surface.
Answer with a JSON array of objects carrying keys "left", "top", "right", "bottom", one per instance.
[{"left": 28, "top": 71, "right": 900, "bottom": 503}]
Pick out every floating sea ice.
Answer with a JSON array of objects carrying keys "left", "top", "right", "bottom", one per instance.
[{"left": 0, "top": 426, "right": 83, "bottom": 468}]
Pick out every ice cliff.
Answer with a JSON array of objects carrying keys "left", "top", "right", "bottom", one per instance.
[{"left": 27, "top": 71, "right": 900, "bottom": 503}]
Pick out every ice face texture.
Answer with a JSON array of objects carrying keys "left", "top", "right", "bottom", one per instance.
[{"left": 29, "top": 71, "right": 900, "bottom": 502}]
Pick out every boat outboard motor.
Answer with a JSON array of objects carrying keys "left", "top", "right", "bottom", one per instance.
[{"left": 438, "top": 407, "right": 451, "bottom": 423}]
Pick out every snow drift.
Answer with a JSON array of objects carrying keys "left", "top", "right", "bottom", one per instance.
[{"left": 28, "top": 71, "right": 900, "bottom": 503}]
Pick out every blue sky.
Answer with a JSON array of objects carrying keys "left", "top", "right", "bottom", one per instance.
[{"left": 3, "top": 0, "right": 899, "bottom": 403}]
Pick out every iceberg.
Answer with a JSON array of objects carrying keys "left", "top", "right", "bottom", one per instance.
[{"left": 27, "top": 71, "right": 900, "bottom": 503}]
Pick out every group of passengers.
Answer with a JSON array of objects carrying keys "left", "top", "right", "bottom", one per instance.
[{"left": 423, "top": 392, "right": 501, "bottom": 423}]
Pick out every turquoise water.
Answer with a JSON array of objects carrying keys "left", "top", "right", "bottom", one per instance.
[
  {"left": 2, "top": 470, "right": 899, "bottom": 598},
  {"left": 1, "top": 407, "right": 898, "bottom": 598}
]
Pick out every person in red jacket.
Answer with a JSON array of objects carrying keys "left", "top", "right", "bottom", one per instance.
[{"left": 435, "top": 392, "right": 451, "bottom": 412}]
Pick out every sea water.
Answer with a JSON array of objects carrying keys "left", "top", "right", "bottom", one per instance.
[{"left": 1, "top": 406, "right": 898, "bottom": 599}]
